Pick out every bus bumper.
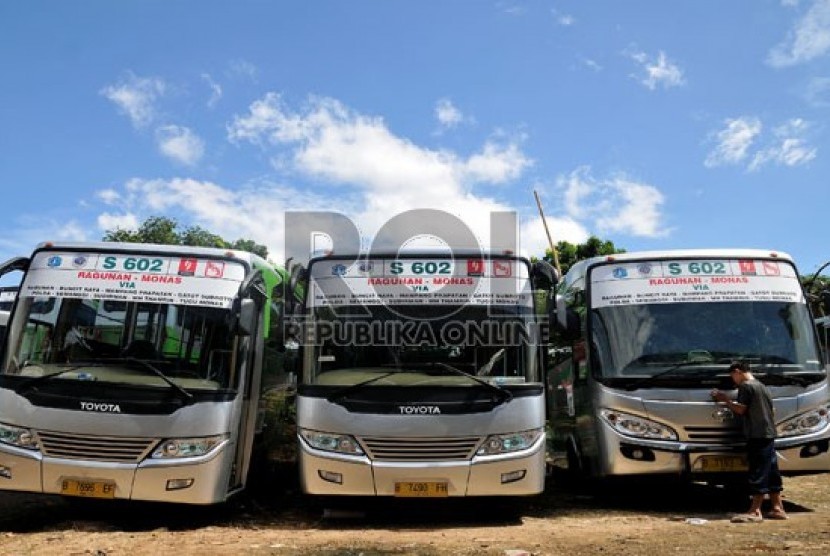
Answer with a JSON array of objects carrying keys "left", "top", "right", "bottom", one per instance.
[
  {"left": 595, "top": 426, "right": 830, "bottom": 477},
  {"left": 299, "top": 439, "right": 546, "bottom": 497},
  {"left": 0, "top": 442, "right": 234, "bottom": 504}
]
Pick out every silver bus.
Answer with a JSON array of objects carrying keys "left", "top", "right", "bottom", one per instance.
[
  {"left": 548, "top": 249, "right": 830, "bottom": 483},
  {"left": 291, "top": 251, "right": 557, "bottom": 498},
  {"left": 0, "top": 241, "right": 292, "bottom": 504}
]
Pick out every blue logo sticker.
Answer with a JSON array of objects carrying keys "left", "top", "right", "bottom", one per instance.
[
  {"left": 331, "top": 264, "right": 347, "bottom": 276},
  {"left": 73, "top": 256, "right": 87, "bottom": 267},
  {"left": 612, "top": 267, "right": 628, "bottom": 279},
  {"left": 47, "top": 256, "right": 62, "bottom": 268},
  {"left": 637, "top": 263, "right": 652, "bottom": 276}
]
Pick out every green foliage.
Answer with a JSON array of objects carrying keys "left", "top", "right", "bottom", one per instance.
[
  {"left": 103, "top": 216, "right": 268, "bottom": 258},
  {"left": 230, "top": 239, "right": 268, "bottom": 259},
  {"left": 801, "top": 272, "right": 830, "bottom": 318},
  {"left": 542, "top": 235, "right": 626, "bottom": 275}
]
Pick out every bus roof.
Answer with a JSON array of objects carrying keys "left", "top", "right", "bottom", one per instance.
[
  {"left": 309, "top": 248, "right": 527, "bottom": 262},
  {"left": 564, "top": 248, "right": 795, "bottom": 280},
  {"left": 33, "top": 241, "right": 270, "bottom": 265}
]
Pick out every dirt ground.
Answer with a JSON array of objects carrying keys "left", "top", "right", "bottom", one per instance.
[{"left": 0, "top": 469, "right": 829, "bottom": 555}]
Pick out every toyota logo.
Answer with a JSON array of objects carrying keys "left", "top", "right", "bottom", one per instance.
[{"left": 712, "top": 407, "right": 735, "bottom": 422}]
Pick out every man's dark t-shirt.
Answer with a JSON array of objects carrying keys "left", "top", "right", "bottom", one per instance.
[{"left": 736, "top": 379, "right": 776, "bottom": 439}]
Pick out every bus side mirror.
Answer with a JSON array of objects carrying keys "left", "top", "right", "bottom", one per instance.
[
  {"left": 531, "top": 260, "right": 559, "bottom": 291},
  {"left": 0, "top": 256, "right": 28, "bottom": 278},
  {"left": 286, "top": 264, "right": 307, "bottom": 314},
  {"left": 238, "top": 298, "right": 257, "bottom": 337},
  {"left": 555, "top": 293, "right": 581, "bottom": 341}
]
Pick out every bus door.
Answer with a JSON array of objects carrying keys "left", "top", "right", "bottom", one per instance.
[{"left": 227, "top": 279, "right": 267, "bottom": 492}]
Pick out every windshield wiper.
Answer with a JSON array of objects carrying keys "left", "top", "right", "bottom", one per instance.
[
  {"left": 622, "top": 361, "right": 727, "bottom": 391},
  {"left": 120, "top": 358, "right": 194, "bottom": 405},
  {"left": 15, "top": 365, "right": 89, "bottom": 394},
  {"left": 755, "top": 372, "right": 813, "bottom": 387},
  {"left": 326, "top": 371, "right": 402, "bottom": 403},
  {"left": 433, "top": 362, "right": 512, "bottom": 405}
]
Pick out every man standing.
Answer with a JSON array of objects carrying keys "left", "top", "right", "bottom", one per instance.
[{"left": 711, "top": 361, "right": 788, "bottom": 522}]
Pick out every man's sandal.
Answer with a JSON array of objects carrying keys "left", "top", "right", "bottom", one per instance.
[
  {"left": 730, "top": 514, "right": 763, "bottom": 523},
  {"left": 764, "top": 510, "right": 788, "bottom": 520}
]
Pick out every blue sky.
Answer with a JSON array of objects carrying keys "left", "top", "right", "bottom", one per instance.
[{"left": 2, "top": 1, "right": 830, "bottom": 284}]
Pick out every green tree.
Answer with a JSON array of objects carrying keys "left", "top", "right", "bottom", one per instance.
[
  {"left": 801, "top": 271, "right": 830, "bottom": 319},
  {"left": 542, "top": 235, "right": 625, "bottom": 275},
  {"left": 103, "top": 216, "right": 269, "bottom": 259}
]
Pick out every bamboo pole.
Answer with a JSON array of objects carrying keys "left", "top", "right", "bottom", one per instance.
[{"left": 533, "top": 189, "right": 561, "bottom": 275}]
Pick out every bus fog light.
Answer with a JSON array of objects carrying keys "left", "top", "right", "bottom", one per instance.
[
  {"left": 799, "top": 440, "right": 829, "bottom": 458},
  {"left": 620, "top": 445, "right": 657, "bottom": 462},
  {"left": 166, "top": 478, "right": 194, "bottom": 491},
  {"left": 500, "top": 470, "right": 526, "bottom": 484},
  {"left": 0, "top": 466, "right": 11, "bottom": 479},
  {"left": 318, "top": 470, "right": 343, "bottom": 484}
]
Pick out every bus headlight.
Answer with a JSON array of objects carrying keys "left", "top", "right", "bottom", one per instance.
[
  {"left": 299, "top": 429, "right": 364, "bottom": 455},
  {"left": 0, "top": 422, "right": 38, "bottom": 450},
  {"left": 778, "top": 406, "right": 830, "bottom": 438},
  {"left": 600, "top": 409, "right": 678, "bottom": 441},
  {"left": 151, "top": 434, "right": 227, "bottom": 459},
  {"left": 477, "top": 429, "right": 542, "bottom": 456}
]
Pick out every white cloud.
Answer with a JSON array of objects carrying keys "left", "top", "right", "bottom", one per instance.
[
  {"left": 96, "top": 189, "right": 121, "bottom": 205},
  {"left": 201, "top": 73, "right": 223, "bottom": 108},
  {"left": 496, "top": 2, "right": 526, "bottom": 15},
  {"left": 435, "top": 98, "right": 464, "bottom": 129},
  {"left": 705, "top": 116, "right": 816, "bottom": 171},
  {"left": 97, "top": 212, "right": 139, "bottom": 232},
  {"left": 583, "top": 58, "right": 603, "bottom": 72},
  {"left": 462, "top": 141, "right": 532, "bottom": 183},
  {"left": 704, "top": 117, "right": 762, "bottom": 168},
  {"left": 748, "top": 119, "right": 817, "bottom": 170},
  {"left": 97, "top": 177, "right": 353, "bottom": 263},
  {"left": 100, "top": 72, "right": 166, "bottom": 128},
  {"left": 228, "top": 59, "right": 259, "bottom": 81},
  {"left": 54, "top": 221, "right": 89, "bottom": 242},
  {"left": 97, "top": 96, "right": 669, "bottom": 265},
  {"left": 768, "top": 0, "right": 830, "bottom": 67},
  {"left": 628, "top": 50, "right": 685, "bottom": 90},
  {"left": 155, "top": 125, "right": 205, "bottom": 166},
  {"left": 551, "top": 9, "right": 575, "bottom": 26},
  {"left": 556, "top": 167, "right": 669, "bottom": 238},
  {"left": 226, "top": 94, "right": 532, "bottom": 246}
]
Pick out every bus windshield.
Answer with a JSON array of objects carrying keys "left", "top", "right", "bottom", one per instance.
[
  {"left": 4, "top": 298, "right": 236, "bottom": 391},
  {"left": 303, "top": 255, "right": 542, "bottom": 389},
  {"left": 1, "top": 249, "right": 248, "bottom": 393},
  {"left": 308, "top": 303, "right": 539, "bottom": 387},
  {"left": 592, "top": 300, "right": 823, "bottom": 378},
  {"left": 587, "top": 256, "right": 825, "bottom": 384}
]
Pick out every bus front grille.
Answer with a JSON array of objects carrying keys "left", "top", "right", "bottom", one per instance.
[
  {"left": 683, "top": 426, "right": 743, "bottom": 443},
  {"left": 36, "top": 431, "right": 158, "bottom": 463},
  {"left": 359, "top": 436, "right": 484, "bottom": 461}
]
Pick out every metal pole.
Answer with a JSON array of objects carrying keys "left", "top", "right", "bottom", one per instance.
[{"left": 533, "top": 189, "right": 561, "bottom": 274}]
